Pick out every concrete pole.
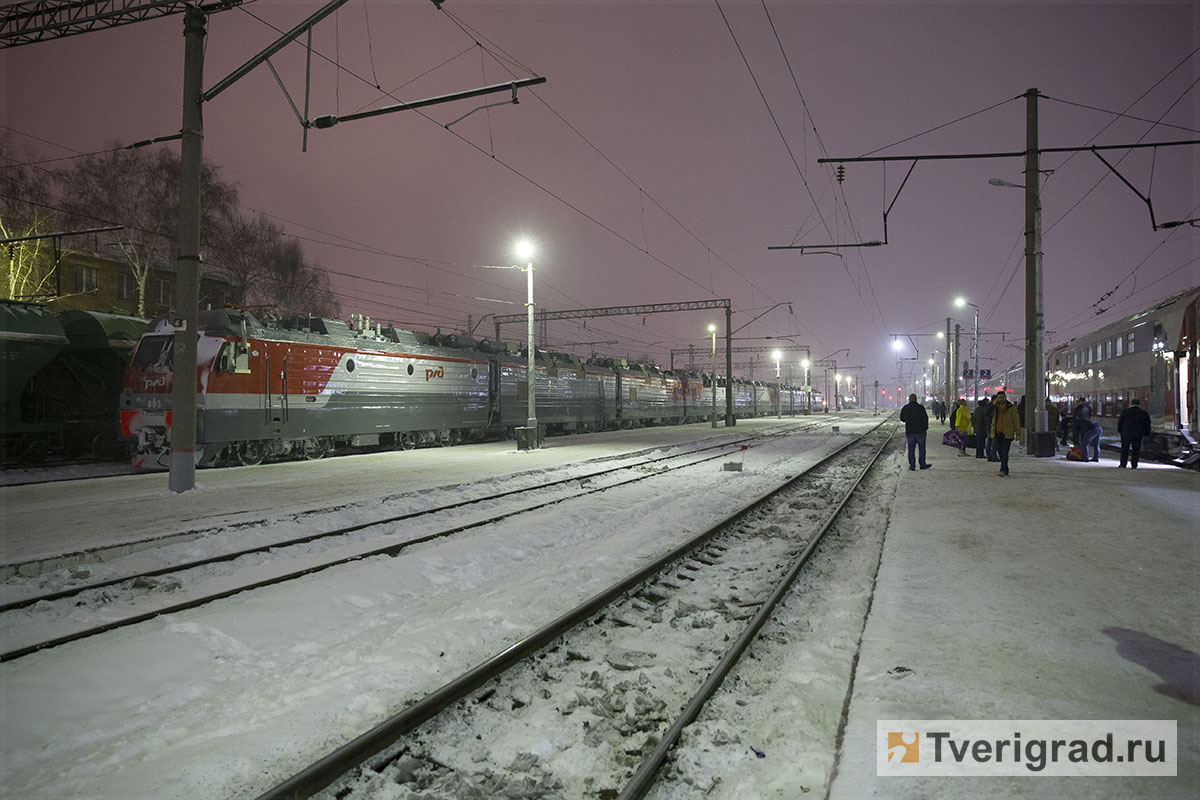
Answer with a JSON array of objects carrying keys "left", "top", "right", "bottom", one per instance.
[
  {"left": 944, "top": 317, "right": 952, "bottom": 407},
  {"left": 724, "top": 305, "right": 733, "bottom": 426},
  {"left": 1025, "top": 87, "right": 1047, "bottom": 452},
  {"left": 954, "top": 324, "right": 962, "bottom": 401},
  {"left": 169, "top": 6, "right": 205, "bottom": 493},
  {"left": 710, "top": 328, "right": 717, "bottom": 428},
  {"left": 526, "top": 261, "right": 537, "bottom": 433},
  {"left": 973, "top": 305, "right": 980, "bottom": 405}
]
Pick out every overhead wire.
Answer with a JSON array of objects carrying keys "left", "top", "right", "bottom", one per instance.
[{"left": 235, "top": 4, "right": 735, "bottom": 352}]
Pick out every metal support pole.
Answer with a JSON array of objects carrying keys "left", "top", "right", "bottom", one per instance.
[
  {"left": 710, "top": 328, "right": 717, "bottom": 428},
  {"left": 775, "top": 359, "right": 781, "bottom": 419},
  {"left": 526, "top": 261, "right": 537, "bottom": 433},
  {"left": 1025, "top": 87, "right": 1047, "bottom": 452},
  {"left": 973, "top": 306, "right": 980, "bottom": 405},
  {"left": 169, "top": 5, "right": 205, "bottom": 493},
  {"left": 724, "top": 305, "right": 733, "bottom": 426},
  {"left": 944, "top": 317, "right": 952, "bottom": 407},
  {"left": 954, "top": 324, "right": 962, "bottom": 401}
]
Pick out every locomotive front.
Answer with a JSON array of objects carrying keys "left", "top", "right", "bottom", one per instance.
[{"left": 120, "top": 312, "right": 241, "bottom": 469}]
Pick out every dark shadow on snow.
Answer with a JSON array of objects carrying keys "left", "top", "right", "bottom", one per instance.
[{"left": 1102, "top": 627, "right": 1200, "bottom": 706}]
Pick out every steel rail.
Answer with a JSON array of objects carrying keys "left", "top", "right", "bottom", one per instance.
[
  {"left": 0, "top": 432, "right": 782, "bottom": 613},
  {"left": 618, "top": 423, "right": 897, "bottom": 799},
  {"left": 253, "top": 417, "right": 893, "bottom": 800},
  {"left": 0, "top": 435, "right": 784, "bottom": 662}
]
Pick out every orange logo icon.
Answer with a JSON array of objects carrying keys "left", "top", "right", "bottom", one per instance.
[{"left": 887, "top": 731, "right": 920, "bottom": 763}]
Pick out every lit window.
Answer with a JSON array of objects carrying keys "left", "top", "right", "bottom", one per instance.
[
  {"left": 75, "top": 265, "right": 98, "bottom": 293},
  {"left": 1127, "top": 332, "right": 1135, "bottom": 353},
  {"left": 1115, "top": 336, "right": 1122, "bottom": 357},
  {"left": 1105, "top": 339, "right": 1111, "bottom": 359}
]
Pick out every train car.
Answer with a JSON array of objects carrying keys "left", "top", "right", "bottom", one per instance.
[
  {"left": 1005, "top": 287, "right": 1198, "bottom": 464},
  {"left": 1, "top": 300, "right": 147, "bottom": 464},
  {"left": 1, "top": 301, "right": 68, "bottom": 462}
]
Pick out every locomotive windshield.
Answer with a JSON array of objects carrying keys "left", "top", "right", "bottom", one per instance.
[{"left": 131, "top": 335, "right": 173, "bottom": 370}]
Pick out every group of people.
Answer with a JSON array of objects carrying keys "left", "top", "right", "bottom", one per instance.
[
  {"left": 901, "top": 390, "right": 1020, "bottom": 475},
  {"left": 901, "top": 392, "right": 1155, "bottom": 473}
]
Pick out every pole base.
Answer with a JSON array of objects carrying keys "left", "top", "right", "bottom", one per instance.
[{"left": 515, "top": 425, "right": 543, "bottom": 451}]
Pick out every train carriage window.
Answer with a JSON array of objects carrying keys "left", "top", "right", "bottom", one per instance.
[
  {"left": 1127, "top": 332, "right": 1135, "bottom": 353},
  {"left": 1095, "top": 343, "right": 1102, "bottom": 362},
  {"left": 1105, "top": 340, "right": 1111, "bottom": 359},
  {"left": 407, "top": 364, "right": 415, "bottom": 376},
  {"left": 1087, "top": 348, "right": 1093, "bottom": 365},
  {"left": 1115, "top": 336, "right": 1123, "bottom": 357}
]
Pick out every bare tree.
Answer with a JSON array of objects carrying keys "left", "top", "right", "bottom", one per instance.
[
  {"left": 55, "top": 144, "right": 238, "bottom": 315},
  {"left": 0, "top": 133, "right": 62, "bottom": 300}
]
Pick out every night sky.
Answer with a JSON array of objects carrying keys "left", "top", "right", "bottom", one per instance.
[{"left": 3, "top": 1, "right": 1196, "bottom": 404}]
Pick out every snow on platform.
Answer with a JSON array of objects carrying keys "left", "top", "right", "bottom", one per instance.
[{"left": 829, "top": 441, "right": 1199, "bottom": 799}]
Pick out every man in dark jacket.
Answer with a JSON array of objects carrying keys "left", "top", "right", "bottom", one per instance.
[
  {"left": 900, "top": 394, "right": 932, "bottom": 471},
  {"left": 1117, "top": 398, "right": 1153, "bottom": 468},
  {"left": 971, "top": 397, "right": 992, "bottom": 459}
]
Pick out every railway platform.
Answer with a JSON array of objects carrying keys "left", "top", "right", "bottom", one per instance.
[{"left": 829, "top": 439, "right": 1199, "bottom": 798}]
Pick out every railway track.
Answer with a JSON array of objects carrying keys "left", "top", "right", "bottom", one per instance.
[
  {"left": 0, "top": 423, "right": 832, "bottom": 662},
  {"left": 253, "top": 418, "right": 897, "bottom": 799}
]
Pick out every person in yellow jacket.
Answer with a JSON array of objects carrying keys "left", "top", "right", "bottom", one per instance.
[
  {"left": 953, "top": 399, "right": 973, "bottom": 456},
  {"left": 990, "top": 391, "right": 1021, "bottom": 476}
]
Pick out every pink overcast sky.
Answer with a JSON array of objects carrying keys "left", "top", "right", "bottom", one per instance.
[{"left": 3, "top": 0, "right": 1196, "bottom": 397}]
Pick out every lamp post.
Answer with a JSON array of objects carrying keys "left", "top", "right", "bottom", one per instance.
[
  {"left": 801, "top": 358, "right": 812, "bottom": 414},
  {"left": 708, "top": 323, "right": 718, "bottom": 428},
  {"left": 772, "top": 349, "right": 782, "bottom": 419},
  {"left": 956, "top": 297, "right": 980, "bottom": 405},
  {"left": 835, "top": 373, "right": 842, "bottom": 411},
  {"left": 516, "top": 238, "right": 539, "bottom": 449}
]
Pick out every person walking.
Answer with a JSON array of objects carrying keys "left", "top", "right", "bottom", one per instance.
[
  {"left": 900, "top": 393, "right": 932, "bottom": 471},
  {"left": 953, "top": 398, "right": 972, "bottom": 457},
  {"left": 1117, "top": 398, "right": 1152, "bottom": 468},
  {"left": 1079, "top": 416, "right": 1103, "bottom": 462},
  {"left": 1016, "top": 395, "right": 1027, "bottom": 449},
  {"left": 971, "top": 397, "right": 992, "bottom": 459},
  {"left": 990, "top": 391, "right": 1020, "bottom": 476}
]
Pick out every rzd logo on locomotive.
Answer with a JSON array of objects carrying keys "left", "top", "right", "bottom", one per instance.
[{"left": 425, "top": 366, "right": 445, "bottom": 381}]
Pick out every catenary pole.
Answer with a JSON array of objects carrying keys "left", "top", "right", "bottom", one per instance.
[
  {"left": 1025, "top": 87, "right": 1046, "bottom": 451},
  {"left": 169, "top": 5, "right": 204, "bottom": 493}
]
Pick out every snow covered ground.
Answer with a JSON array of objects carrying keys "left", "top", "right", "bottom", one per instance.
[
  {"left": 1, "top": 416, "right": 865, "bottom": 798},
  {"left": 2, "top": 413, "right": 1196, "bottom": 799}
]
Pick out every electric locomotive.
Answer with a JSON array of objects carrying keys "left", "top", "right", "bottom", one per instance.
[{"left": 119, "top": 309, "right": 801, "bottom": 469}]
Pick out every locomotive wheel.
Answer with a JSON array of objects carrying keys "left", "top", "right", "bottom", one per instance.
[
  {"left": 398, "top": 433, "right": 416, "bottom": 450},
  {"left": 237, "top": 441, "right": 264, "bottom": 466},
  {"left": 303, "top": 439, "right": 326, "bottom": 460}
]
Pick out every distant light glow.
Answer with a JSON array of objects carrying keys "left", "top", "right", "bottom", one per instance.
[{"left": 514, "top": 238, "right": 535, "bottom": 261}]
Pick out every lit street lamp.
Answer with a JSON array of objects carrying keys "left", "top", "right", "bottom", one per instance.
[
  {"left": 708, "top": 323, "right": 718, "bottom": 428},
  {"left": 515, "top": 239, "right": 539, "bottom": 449},
  {"left": 955, "top": 296, "right": 980, "bottom": 405}
]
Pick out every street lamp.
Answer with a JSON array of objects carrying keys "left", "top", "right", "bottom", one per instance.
[
  {"left": 708, "top": 323, "right": 718, "bottom": 428},
  {"left": 801, "top": 358, "right": 812, "bottom": 414},
  {"left": 772, "top": 349, "right": 782, "bottom": 419},
  {"left": 956, "top": 296, "right": 980, "bottom": 405},
  {"left": 516, "top": 238, "right": 539, "bottom": 449}
]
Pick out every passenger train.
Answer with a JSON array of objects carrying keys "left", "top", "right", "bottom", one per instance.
[
  {"left": 120, "top": 309, "right": 821, "bottom": 468},
  {"left": 1001, "top": 286, "right": 1198, "bottom": 464}
]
